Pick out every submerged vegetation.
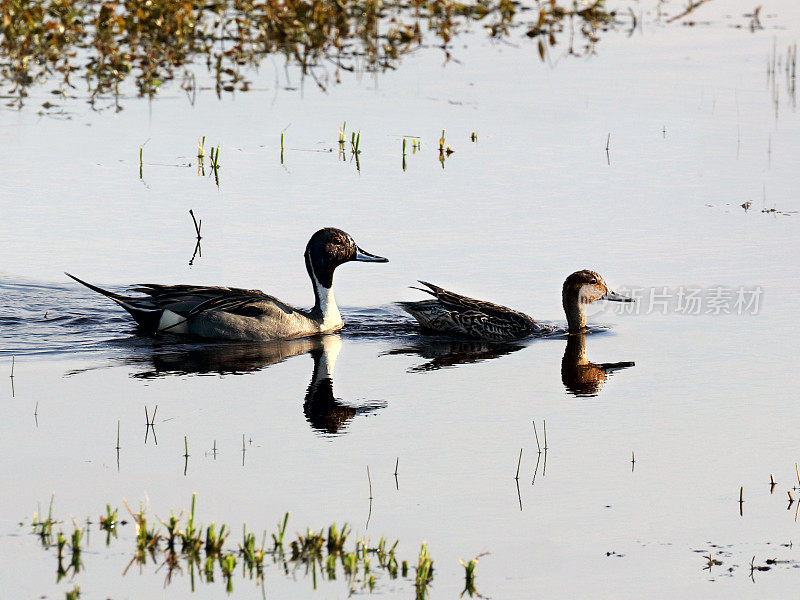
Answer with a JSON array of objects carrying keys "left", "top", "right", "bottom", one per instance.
[
  {"left": 26, "top": 493, "right": 447, "bottom": 597},
  {"left": 0, "top": 0, "right": 686, "bottom": 108}
]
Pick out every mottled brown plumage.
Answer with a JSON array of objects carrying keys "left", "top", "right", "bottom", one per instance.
[
  {"left": 398, "top": 281, "right": 551, "bottom": 341},
  {"left": 400, "top": 271, "right": 632, "bottom": 341}
]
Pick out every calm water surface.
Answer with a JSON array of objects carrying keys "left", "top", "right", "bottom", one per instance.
[{"left": 2, "top": 0, "right": 800, "bottom": 597}]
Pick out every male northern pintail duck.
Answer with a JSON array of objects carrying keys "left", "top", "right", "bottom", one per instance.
[
  {"left": 399, "top": 270, "right": 632, "bottom": 341},
  {"left": 67, "top": 228, "right": 387, "bottom": 341}
]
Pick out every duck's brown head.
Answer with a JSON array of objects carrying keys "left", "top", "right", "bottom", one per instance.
[{"left": 562, "top": 270, "right": 632, "bottom": 332}]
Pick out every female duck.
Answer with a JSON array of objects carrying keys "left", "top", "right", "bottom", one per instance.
[
  {"left": 399, "top": 270, "right": 632, "bottom": 341},
  {"left": 67, "top": 228, "right": 387, "bottom": 341}
]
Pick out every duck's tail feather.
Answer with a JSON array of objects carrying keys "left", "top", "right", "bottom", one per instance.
[
  {"left": 65, "top": 272, "right": 162, "bottom": 329},
  {"left": 409, "top": 280, "right": 444, "bottom": 297}
]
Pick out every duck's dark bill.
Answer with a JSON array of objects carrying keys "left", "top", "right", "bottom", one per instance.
[
  {"left": 354, "top": 246, "right": 388, "bottom": 262},
  {"left": 601, "top": 290, "right": 633, "bottom": 302}
]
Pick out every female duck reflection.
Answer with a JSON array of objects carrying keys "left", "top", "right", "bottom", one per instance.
[
  {"left": 390, "top": 333, "right": 633, "bottom": 396},
  {"left": 560, "top": 333, "right": 634, "bottom": 397},
  {"left": 131, "top": 334, "right": 384, "bottom": 435}
]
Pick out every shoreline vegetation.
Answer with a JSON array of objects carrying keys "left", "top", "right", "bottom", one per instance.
[{"left": 1, "top": 0, "right": 694, "bottom": 108}]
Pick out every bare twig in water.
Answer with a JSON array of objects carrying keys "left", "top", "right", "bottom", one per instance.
[
  {"left": 189, "top": 210, "right": 202, "bottom": 239},
  {"left": 666, "top": 0, "right": 713, "bottom": 24},
  {"left": 543, "top": 419, "right": 548, "bottom": 450}
]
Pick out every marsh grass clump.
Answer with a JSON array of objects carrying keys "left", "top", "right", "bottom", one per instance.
[
  {"left": 181, "top": 493, "right": 203, "bottom": 555},
  {"left": 99, "top": 504, "right": 118, "bottom": 545},
  {"left": 350, "top": 131, "right": 362, "bottom": 154},
  {"left": 415, "top": 542, "right": 434, "bottom": 597},
  {"left": 326, "top": 522, "right": 349, "bottom": 554},
  {"left": 239, "top": 526, "right": 267, "bottom": 579},
  {"left": 69, "top": 524, "right": 84, "bottom": 573},
  {"left": 32, "top": 494, "right": 57, "bottom": 546},
  {"left": 272, "top": 512, "right": 290, "bottom": 549},
  {"left": 459, "top": 554, "right": 485, "bottom": 597},
  {"left": 27, "top": 495, "right": 439, "bottom": 596},
  {"left": 290, "top": 527, "right": 325, "bottom": 562},
  {"left": 124, "top": 500, "right": 161, "bottom": 556},
  {"left": 220, "top": 552, "right": 237, "bottom": 592},
  {"left": 209, "top": 145, "right": 221, "bottom": 171},
  {"left": 160, "top": 511, "right": 183, "bottom": 550},
  {"left": 205, "top": 523, "right": 228, "bottom": 556},
  {"left": 65, "top": 585, "right": 80, "bottom": 600}
]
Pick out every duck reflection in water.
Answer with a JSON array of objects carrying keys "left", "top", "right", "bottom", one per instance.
[
  {"left": 302, "top": 336, "right": 384, "bottom": 434},
  {"left": 561, "top": 333, "right": 634, "bottom": 397},
  {"left": 386, "top": 338, "right": 525, "bottom": 372},
  {"left": 388, "top": 331, "right": 634, "bottom": 397},
  {"left": 129, "top": 334, "right": 384, "bottom": 435}
]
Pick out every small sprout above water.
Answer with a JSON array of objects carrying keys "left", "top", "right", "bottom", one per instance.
[
  {"left": 327, "top": 522, "right": 349, "bottom": 554},
  {"left": 205, "top": 523, "right": 228, "bottom": 556},
  {"left": 220, "top": 552, "right": 237, "bottom": 592},
  {"left": 338, "top": 122, "right": 346, "bottom": 144},
  {"left": 209, "top": 145, "right": 221, "bottom": 170},
  {"left": 470, "top": 131, "right": 477, "bottom": 142},
  {"left": 415, "top": 541, "right": 434, "bottom": 594},
  {"left": 66, "top": 585, "right": 80, "bottom": 600},
  {"left": 71, "top": 524, "right": 83, "bottom": 552},
  {"left": 350, "top": 131, "right": 361, "bottom": 154},
  {"left": 272, "top": 512, "right": 290, "bottom": 548},
  {"left": 197, "top": 136, "right": 205, "bottom": 158},
  {"left": 56, "top": 531, "right": 67, "bottom": 559}
]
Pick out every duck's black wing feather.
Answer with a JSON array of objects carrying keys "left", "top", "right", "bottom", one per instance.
[
  {"left": 67, "top": 274, "right": 301, "bottom": 332},
  {"left": 130, "top": 284, "right": 299, "bottom": 317}
]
